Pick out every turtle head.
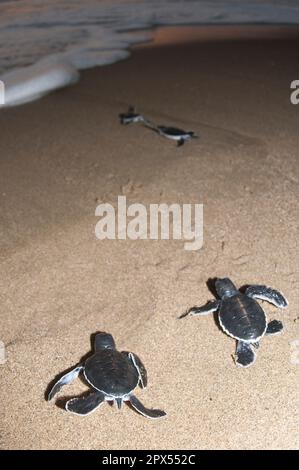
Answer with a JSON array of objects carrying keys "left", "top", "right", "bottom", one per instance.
[
  {"left": 215, "top": 278, "right": 238, "bottom": 299},
  {"left": 94, "top": 332, "right": 116, "bottom": 351},
  {"left": 188, "top": 131, "right": 198, "bottom": 138}
]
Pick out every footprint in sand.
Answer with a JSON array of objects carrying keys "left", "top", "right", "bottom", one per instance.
[
  {"left": 121, "top": 179, "right": 143, "bottom": 196},
  {"left": 232, "top": 253, "right": 252, "bottom": 266}
]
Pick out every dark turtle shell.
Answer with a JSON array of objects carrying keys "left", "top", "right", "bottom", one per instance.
[
  {"left": 121, "top": 112, "right": 138, "bottom": 119},
  {"left": 84, "top": 349, "right": 139, "bottom": 397},
  {"left": 219, "top": 293, "right": 267, "bottom": 341},
  {"left": 158, "top": 126, "right": 186, "bottom": 136}
]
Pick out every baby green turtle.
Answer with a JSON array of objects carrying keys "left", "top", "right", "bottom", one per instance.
[
  {"left": 143, "top": 120, "right": 198, "bottom": 146},
  {"left": 119, "top": 106, "right": 145, "bottom": 125},
  {"left": 48, "top": 332, "right": 166, "bottom": 419},
  {"left": 180, "top": 278, "right": 288, "bottom": 367},
  {"left": 156, "top": 126, "right": 198, "bottom": 147}
]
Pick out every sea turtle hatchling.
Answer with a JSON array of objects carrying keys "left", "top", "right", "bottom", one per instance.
[
  {"left": 155, "top": 126, "right": 198, "bottom": 147},
  {"left": 180, "top": 278, "right": 288, "bottom": 367},
  {"left": 119, "top": 106, "right": 145, "bottom": 125},
  {"left": 48, "top": 332, "right": 166, "bottom": 418}
]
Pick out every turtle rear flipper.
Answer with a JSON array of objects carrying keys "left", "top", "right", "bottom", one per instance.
[
  {"left": 66, "top": 392, "right": 105, "bottom": 415},
  {"left": 245, "top": 285, "right": 288, "bottom": 308},
  {"left": 48, "top": 365, "right": 83, "bottom": 401},
  {"left": 266, "top": 319, "right": 283, "bottom": 335},
  {"left": 129, "top": 395, "right": 166, "bottom": 419},
  {"left": 235, "top": 341, "right": 256, "bottom": 368}
]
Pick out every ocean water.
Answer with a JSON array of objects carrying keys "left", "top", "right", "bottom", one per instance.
[{"left": 0, "top": 0, "right": 299, "bottom": 107}]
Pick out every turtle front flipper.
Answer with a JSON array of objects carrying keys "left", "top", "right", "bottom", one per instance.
[
  {"left": 48, "top": 365, "right": 83, "bottom": 401},
  {"left": 129, "top": 395, "right": 166, "bottom": 419},
  {"left": 177, "top": 138, "right": 185, "bottom": 147},
  {"left": 235, "top": 341, "right": 256, "bottom": 368},
  {"left": 266, "top": 319, "right": 284, "bottom": 335},
  {"left": 179, "top": 300, "right": 220, "bottom": 318},
  {"left": 66, "top": 391, "right": 105, "bottom": 416},
  {"left": 125, "top": 352, "right": 147, "bottom": 389},
  {"left": 246, "top": 285, "right": 288, "bottom": 308}
]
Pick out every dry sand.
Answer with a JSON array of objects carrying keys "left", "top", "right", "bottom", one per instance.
[{"left": 0, "top": 31, "right": 299, "bottom": 449}]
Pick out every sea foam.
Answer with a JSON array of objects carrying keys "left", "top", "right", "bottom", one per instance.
[
  {"left": 0, "top": 0, "right": 299, "bottom": 108},
  {"left": 1, "top": 61, "right": 79, "bottom": 107}
]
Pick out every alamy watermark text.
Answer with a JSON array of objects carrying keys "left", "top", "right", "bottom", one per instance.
[
  {"left": 95, "top": 196, "right": 203, "bottom": 251},
  {"left": 290, "top": 80, "right": 299, "bottom": 105}
]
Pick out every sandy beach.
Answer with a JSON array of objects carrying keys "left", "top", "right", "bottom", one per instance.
[{"left": 0, "top": 29, "right": 299, "bottom": 449}]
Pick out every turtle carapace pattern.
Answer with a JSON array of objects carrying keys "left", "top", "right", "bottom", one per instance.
[
  {"left": 48, "top": 333, "right": 166, "bottom": 419},
  {"left": 180, "top": 278, "right": 288, "bottom": 367}
]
